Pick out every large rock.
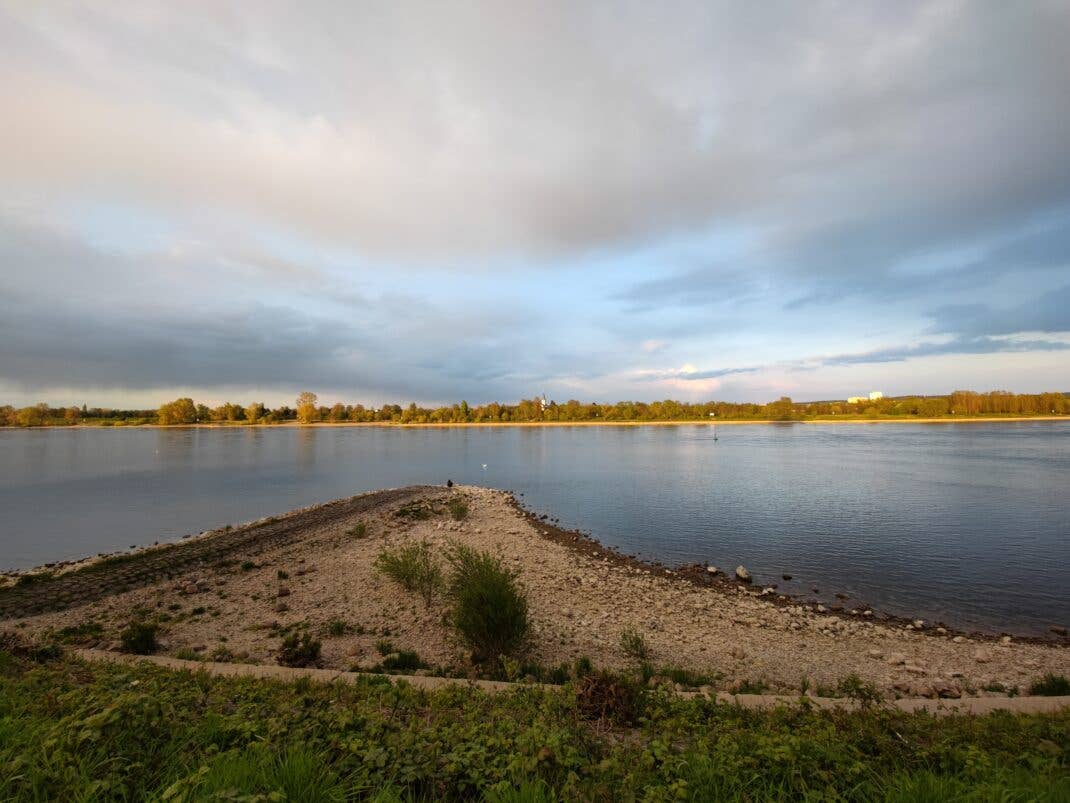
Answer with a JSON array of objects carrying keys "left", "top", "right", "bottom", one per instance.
[{"left": 735, "top": 565, "right": 752, "bottom": 583}]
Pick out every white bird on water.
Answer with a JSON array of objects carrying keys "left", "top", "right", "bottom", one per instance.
[{"left": 481, "top": 463, "right": 488, "bottom": 470}]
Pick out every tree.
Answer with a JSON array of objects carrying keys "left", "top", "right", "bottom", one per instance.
[
  {"left": 157, "top": 398, "right": 197, "bottom": 425},
  {"left": 296, "top": 392, "right": 319, "bottom": 424},
  {"left": 245, "top": 402, "right": 266, "bottom": 424},
  {"left": 64, "top": 406, "right": 81, "bottom": 425}
]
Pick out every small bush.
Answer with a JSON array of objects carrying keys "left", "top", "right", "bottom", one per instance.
[
  {"left": 120, "top": 621, "right": 158, "bottom": 655},
  {"left": 347, "top": 523, "right": 368, "bottom": 538},
  {"left": 277, "top": 570, "right": 289, "bottom": 580},
  {"left": 375, "top": 640, "right": 394, "bottom": 656},
  {"left": 380, "top": 650, "right": 425, "bottom": 672},
  {"left": 448, "top": 499, "right": 468, "bottom": 521},
  {"left": 837, "top": 673, "right": 884, "bottom": 706},
  {"left": 373, "top": 542, "right": 442, "bottom": 607},
  {"left": 574, "top": 670, "right": 644, "bottom": 725},
  {"left": 1030, "top": 674, "right": 1070, "bottom": 696},
  {"left": 735, "top": 679, "right": 769, "bottom": 695},
  {"left": 15, "top": 572, "right": 52, "bottom": 587},
  {"left": 174, "top": 648, "right": 200, "bottom": 661},
  {"left": 573, "top": 656, "right": 594, "bottom": 678},
  {"left": 394, "top": 502, "right": 432, "bottom": 520},
  {"left": 324, "top": 619, "right": 348, "bottom": 637},
  {"left": 277, "top": 633, "right": 321, "bottom": 668},
  {"left": 240, "top": 561, "right": 255, "bottom": 571},
  {"left": 445, "top": 544, "right": 529, "bottom": 662},
  {"left": 620, "top": 627, "right": 649, "bottom": 661}
]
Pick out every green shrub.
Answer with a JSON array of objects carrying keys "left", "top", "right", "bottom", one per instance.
[
  {"left": 619, "top": 627, "right": 649, "bottom": 661},
  {"left": 394, "top": 502, "right": 432, "bottom": 520},
  {"left": 573, "top": 656, "right": 593, "bottom": 678},
  {"left": 448, "top": 499, "right": 468, "bottom": 521},
  {"left": 174, "top": 648, "right": 200, "bottom": 661},
  {"left": 1030, "top": 673, "right": 1070, "bottom": 696},
  {"left": 375, "top": 640, "right": 394, "bottom": 656},
  {"left": 380, "top": 650, "right": 424, "bottom": 672},
  {"left": 120, "top": 621, "right": 158, "bottom": 655},
  {"left": 837, "top": 673, "right": 884, "bottom": 706},
  {"left": 445, "top": 544, "right": 529, "bottom": 662},
  {"left": 277, "top": 633, "right": 321, "bottom": 668},
  {"left": 347, "top": 523, "right": 367, "bottom": 538},
  {"left": 240, "top": 561, "right": 255, "bottom": 571},
  {"left": 373, "top": 542, "right": 442, "bottom": 607}
]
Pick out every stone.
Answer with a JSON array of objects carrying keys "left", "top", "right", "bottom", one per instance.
[
  {"left": 974, "top": 649, "right": 993, "bottom": 664},
  {"left": 867, "top": 649, "right": 883, "bottom": 659},
  {"left": 903, "top": 664, "right": 928, "bottom": 675},
  {"left": 782, "top": 574, "right": 792, "bottom": 581},
  {"left": 1049, "top": 625, "right": 1068, "bottom": 637},
  {"left": 275, "top": 602, "right": 289, "bottom": 612},
  {"left": 885, "top": 653, "right": 907, "bottom": 665},
  {"left": 735, "top": 565, "right": 751, "bottom": 583},
  {"left": 952, "top": 636, "right": 967, "bottom": 644},
  {"left": 912, "top": 619, "right": 925, "bottom": 629},
  {"left": 931, "top": 680, "right": 961, "bottom": 699},
  {"left": 277, "top": 587, "right": 291, "bottom": 597},
  {"left": 706, "top": 565, "right": 720, "bottom": 575},
  {"left": 182, "top": 583, "right": 198, "bottom": 595},
  {"left": 1001, "top": 635, "right": 1012, "bottom": 644}
]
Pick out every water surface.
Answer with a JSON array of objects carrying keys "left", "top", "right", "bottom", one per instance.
[{"left": 1, "top": 422, "right": 1067, "bottom": 634}]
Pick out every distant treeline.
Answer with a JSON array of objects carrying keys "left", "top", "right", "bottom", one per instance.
[{"left": 2, "top": 390, "right": 1068, "bottom": 427}]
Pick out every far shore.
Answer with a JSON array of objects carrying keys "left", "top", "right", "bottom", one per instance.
[{"left": 51, "top": 415, "right": 1070, "bottom": 430}]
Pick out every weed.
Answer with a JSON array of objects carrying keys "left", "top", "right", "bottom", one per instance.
[
  {"left": 573, "top": 656, "right": 594, "bottom": 678},
  {"left": 240, "top": 561, "right": 256, "bottom": 572},
  {"left": 394, "top": 501, "right": 433, "bottom": 520},
  {"left": 619, "top": 627, "right": 649, "bottom": 661},
  {"left": 836, "top": 673, "right": 884, "bottom": 706},
  {"left": 574, "top": 670, "right": 644, "bottom": 725},
  {"left": 347, "top": 522, "right": 368, "bottom": 538},
  {"left": 373, "top": 542, "right": 442, "bottom": 607},
  {"left": 448, "top": 499, "right": 469, "bottom": 521}
]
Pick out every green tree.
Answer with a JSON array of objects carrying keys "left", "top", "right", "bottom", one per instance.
[{"left": 157, "top": 398, "right": 197, "bottom": 425}]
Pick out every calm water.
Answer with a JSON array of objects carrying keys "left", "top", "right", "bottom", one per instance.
[{"left": 1, "top": 423, "right": 1068, "bottom": 634}]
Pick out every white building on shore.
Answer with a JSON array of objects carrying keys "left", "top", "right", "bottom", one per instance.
[{"left": 847, "top": 391, "right": 884, "bottom": 403}]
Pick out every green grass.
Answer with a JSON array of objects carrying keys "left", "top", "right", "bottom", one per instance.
[{"left": 0, "top": 649, "right": 1067, "bottom": 801}]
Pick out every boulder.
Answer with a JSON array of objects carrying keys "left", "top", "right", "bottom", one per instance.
[
  {"left": 735, "top": 565, "right": 752, "bottom": 583},
  {"left": 706, "top": 565, "right": 720, "bottom": 575}
]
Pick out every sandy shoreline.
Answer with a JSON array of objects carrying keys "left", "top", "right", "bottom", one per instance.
[
  {"left": 53, "top": 415, "right": 1070, "bottom": 430},
  {"left": 3, "top": 485, "right": 1067, "bottom": 699}
]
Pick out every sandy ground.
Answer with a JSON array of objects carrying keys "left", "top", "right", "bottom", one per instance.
[{"left": 10, "top": 486, "right": 1069, "bottom": 698}]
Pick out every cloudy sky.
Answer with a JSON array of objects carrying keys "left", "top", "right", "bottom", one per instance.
[{"left": 1, "top": 1, "right": 1068, "bottom": 408}]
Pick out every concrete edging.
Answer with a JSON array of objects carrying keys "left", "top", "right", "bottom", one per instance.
[{"left": 74, "top": 649, "right": 1070, "bottom": 716}]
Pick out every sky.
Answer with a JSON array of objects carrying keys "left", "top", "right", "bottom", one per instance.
[{"left": 1, "top": 1, "right": 1068, "bottom": 408}]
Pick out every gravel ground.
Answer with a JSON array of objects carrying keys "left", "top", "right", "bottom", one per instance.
[{"left": 7, "top": 485, "right": 1069, "bottom": 698}]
